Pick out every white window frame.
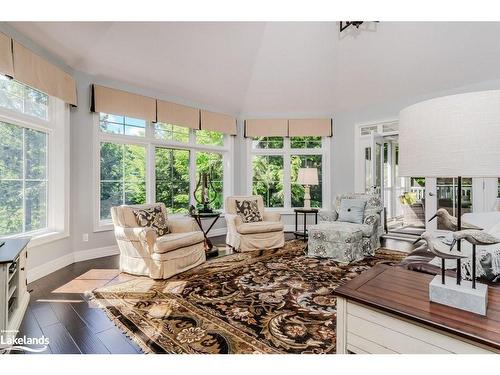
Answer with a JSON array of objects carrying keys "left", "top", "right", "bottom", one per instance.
[
  {"left": 246, "top": 136, "right": 331, "bottom": 213},
  {"left": 94, "top": 114, "right": 234, "bottom": 231},
  {"left": 0, "top": 93, "right": 70, "bottom": 246}
]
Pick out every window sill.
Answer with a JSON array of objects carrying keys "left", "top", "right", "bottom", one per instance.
[{"left": 4, "top": 230, "right": 70, "bottom": 248}]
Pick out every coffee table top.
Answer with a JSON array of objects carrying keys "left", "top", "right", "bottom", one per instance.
[{"left": 334, "top": 264, "right": 500, "bottom": 351}]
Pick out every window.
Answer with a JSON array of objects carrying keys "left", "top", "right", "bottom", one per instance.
[
  {"left": 0, "top": 75, "right": 49, "bottom": 121},
  {"left": 252, "top": 155, "right": 284, "bottom": 208},
  {"left": 96, "top": 112, "right": 232, "bottom": 226},
  {"left": 290, "top": 136, "right": 322, "bottom": 149},
  {"left": 154, "top": 122, "right": 189, "bottom": 143},
  {"left": 196, "top": 129, "right": 224, "bottom": 146},
  {"left": 196, "top": 152, "right": 224, "bottom": 210},
  {"left": 100, "top": 143, "right": 146, "bottom": 220},
  {"left": 100, "top": 113, "right": 146, "bottom": 137},
  {"left": 252, "top": 136, "right": 284, "bottom": 149},
  {"left": 0, "top": 121, "right": 48, "bottom": 235},
  {"left": 155, "top": 148, "right": 190, "bottom": 213},
  {"left": 0, "top": 75, "right": 68, "bottom": 243},
  {"left": 249, "top": 136, "right": 327, "bottom": 209}
]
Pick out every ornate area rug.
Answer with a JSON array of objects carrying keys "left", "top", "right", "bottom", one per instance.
[{"left": 91, "top": 240, "right": 405, "bottom": 354}]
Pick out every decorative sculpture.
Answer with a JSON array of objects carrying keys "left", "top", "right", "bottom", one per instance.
[
  {"left": 450, "top": 230, "right": 500, "bottom": 289},
  {"left": 428, "top": 208, "right": 482, "bottom": 231},
  {"left": 193, "top": 170, "right": 217, "bottom": 213},
  {"left": 414, "top": 232, "right": 468, "bottom": 285}
]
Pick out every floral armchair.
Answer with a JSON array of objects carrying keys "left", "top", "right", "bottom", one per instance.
[{"left": 318, "top": 193, "right": 384, "bottom": 256}]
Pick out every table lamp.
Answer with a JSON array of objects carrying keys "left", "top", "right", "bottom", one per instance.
[
  {"left": 399, "top": 90, "right": 500, "bottom": 315},
  {"left": 297, "top": 168, "right": 318, "bottom": 209}
]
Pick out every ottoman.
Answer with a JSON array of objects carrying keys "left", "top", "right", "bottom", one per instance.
[{"left": 307, "top": 222, "right": 364, "bottom": 263}]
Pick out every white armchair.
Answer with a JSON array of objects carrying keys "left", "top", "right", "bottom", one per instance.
[
  {"left": 111, "top": 203, "right": 206, "bottom": 279},
  {"left": 225, "top": 195, "right": 285, "bottom": 252}
]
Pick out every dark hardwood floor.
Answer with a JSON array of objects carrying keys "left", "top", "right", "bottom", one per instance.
[{"left": 15, "top": 233, "right": 412, "bottom": 354}]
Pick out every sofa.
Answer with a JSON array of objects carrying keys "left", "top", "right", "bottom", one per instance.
[
  {"left": 225, "top": 195, "right": 285, "bottom": 252},
  {"left": 111, "top": 203, "right": 206, "bottom": 279},
  {"left": 318, "top": 193, "right": 384, "bottom": 256}
]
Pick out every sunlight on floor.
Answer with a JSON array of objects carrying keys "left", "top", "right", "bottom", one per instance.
[{"left": 52, "top": 268, "right": 120, "bottom": 294}]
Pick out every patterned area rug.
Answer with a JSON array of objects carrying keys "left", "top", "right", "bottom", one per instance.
[{"left": 91, "top": 240, "right": 406, "bottom": 354}]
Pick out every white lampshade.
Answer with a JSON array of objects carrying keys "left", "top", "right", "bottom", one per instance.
[
  {"left": 399, "top": 90, "right": 500, "bottom": 177},
  {"left": 297, "top": 168, "right": 319, "bottom": 185}
]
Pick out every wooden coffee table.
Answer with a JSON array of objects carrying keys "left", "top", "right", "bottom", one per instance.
[{"left": 333, "top": 264, "right": 500, "bottom": 354}]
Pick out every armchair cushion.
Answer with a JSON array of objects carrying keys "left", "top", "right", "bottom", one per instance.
[
  {"left": 235, "top": 199, "right": 263, "bottom": 223},
  {"left": 237, "top": 221, "right": 284, "bottom": 235},
  {"left": 133, "top": 206, "right": 169, "bottom": 236},
  {"left": 155, "top": 231, "right": 204, "bottom": 254},
  {"left": 338, "top": 199, "right": 366, "bottom": 224},
  {"left": 168, "top": 217, "right": 198, "bottom": 233}
]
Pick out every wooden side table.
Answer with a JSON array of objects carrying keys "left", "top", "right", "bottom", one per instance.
[
  {"left": 189, "top": 211, "right": 221, "bottom": 257},
  {"left": 294, "top": 208, "right": 318, "bottom": 239}
]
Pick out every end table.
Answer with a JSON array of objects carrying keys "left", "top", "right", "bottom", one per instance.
[
  {"left": 294, "top": 208, "right": 318, "bottom": 239},
  {"left": 189, "top": 211, "right": 221, "bottom": 257}
]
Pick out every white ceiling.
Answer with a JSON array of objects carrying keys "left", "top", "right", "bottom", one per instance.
[{"left": 8, "top": 22, "right": 500, "bottom": 115}]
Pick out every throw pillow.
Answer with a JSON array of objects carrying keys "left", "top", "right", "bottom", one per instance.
[
  {"left": 235, "top": 199, "right": 263, "bottom": 223},
  {"left": 337, "top": 198, "right": 367, "bottom": 224},
  {"left": 133, "top": 206, "right": 169, "bottom": 236}
]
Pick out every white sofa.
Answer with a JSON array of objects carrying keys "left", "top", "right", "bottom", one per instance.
[
  {"left": 111, "top": 203, "right": 206, "bottom": 279},
  {"left": 225, "top": 195, "right": 285, "bottom": 252}
]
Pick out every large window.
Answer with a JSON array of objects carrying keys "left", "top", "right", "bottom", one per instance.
[
  {"left": 100, "top": 143, "right": 146, "bottom": 220},
  {"left": 252, "top": 155, "right": 284, "bottom": 208},
  {"left": 249, "top": 136, "right": 328, "bottom": 209},
  {"left": 155, "top": 148, "right": 190, "bottom": 213},
  {"left": 97, "top": 114, "right": 231, "bottom": 224},
  {"left": 0, "top": 75, "right": 68, "bottom": 242},
  {"left": 0, "top": 121, "right": 48, "bottom": 235}
]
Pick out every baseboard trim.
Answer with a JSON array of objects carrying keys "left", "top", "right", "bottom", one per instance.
[
  {"left": 27, "top": 252, "right": 75, "bottom": 284},
  {"left": 73, "top": 245, "right": 120, "bottom": 263}
]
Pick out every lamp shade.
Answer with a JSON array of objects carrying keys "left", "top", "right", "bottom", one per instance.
[
  {"left": 297, "top": 168, "right": 319, "bottom": 185},
  {"left": 399, "top": 90, "right": 500, "bottom": 177}
]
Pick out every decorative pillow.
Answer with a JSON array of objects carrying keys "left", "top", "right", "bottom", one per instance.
[
  {"left": 133, "top": 206, "right": 169, "bottom": 236},
  {"left": 337, "top": 199, "right": 366, "bottom": 224},
  {"left": 235, "top": 199, "right": 263, "bottom": 223}
]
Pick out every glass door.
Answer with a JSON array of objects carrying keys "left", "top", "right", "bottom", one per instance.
[{"left": 425, "top": 177, "right": 473, "bottom": 230}]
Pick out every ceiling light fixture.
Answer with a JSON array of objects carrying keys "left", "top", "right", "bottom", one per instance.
[{"left": 339, "top": 21, "right": 364, "bottom": 32}]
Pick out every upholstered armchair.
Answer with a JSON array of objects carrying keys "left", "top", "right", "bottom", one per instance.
[
  {"left": 225, "top": 195, "right": 285, "bottom": 252},
  {"left": 319, "top": 193, "right": 383, "bottom": 256},
  {"left": 111, "top": 203, "right": 206, "bottom": 279}
]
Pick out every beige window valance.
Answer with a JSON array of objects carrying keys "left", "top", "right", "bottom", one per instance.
[
  {"left": 288, "top": 118, "right": 333, "bottom": 137},
  {"left": 245, "top": 119, "right": 288, "bottom": 137},
  {"left": 13, "top": 41, "right": 77, "bottom": 106},
  {"left": 0, "top": 32, "right": 13, "bottom": 77},
  {"left": 91, "top": 84, "right": 156, "bottom": 121},
  {"left": 200, "top": 110, "right": 237, "bottom": 135},
  {"left": 156, "top": 100, "right": 200, "bottom": 129}
]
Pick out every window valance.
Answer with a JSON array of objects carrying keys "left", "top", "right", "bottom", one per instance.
[
  {"left": 156, "top": 100, "right": 200, "bottom": 129},
  {"left": 245, "top": 119, "right": 288, "bottom": 137},
  {"left": 200, "top": 110, "right": 237, "bottom": 135},
  {"left": 91, "top": 84, "right": 156, "bottom": 121},
  {"left": 244, "top": 118, "right": 333, "bottom": 137},
  {"left": 0, "top": 32, "right": 13, "bottom": 77},
  {"left": 288, "top": 118, "right": 333, "bottom": 137},
  {"left": 13, "top": 41, "right": 77, "bottom": 106}
]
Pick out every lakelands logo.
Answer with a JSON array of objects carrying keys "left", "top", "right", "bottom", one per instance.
[{"left": 0, "top": 330, "right": 49, "bottom": 353}]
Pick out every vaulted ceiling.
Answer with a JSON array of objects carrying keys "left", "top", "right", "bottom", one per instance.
[{"left": 8, "top": 22, "right": 500, "bottom": 115}]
